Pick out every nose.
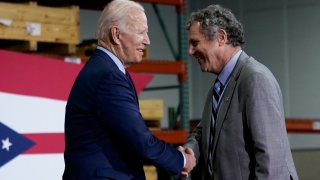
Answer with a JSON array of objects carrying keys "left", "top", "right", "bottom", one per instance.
[
  {"left": 143, "top": 33, "right": 150, "bottom": 45},
  {"left": 188, "top": 44, "right": 195, "bottom": 55}
]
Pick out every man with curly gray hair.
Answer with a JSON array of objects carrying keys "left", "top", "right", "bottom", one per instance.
[{"left": 180, "top": 4, "right": 298, "bottom": 180}]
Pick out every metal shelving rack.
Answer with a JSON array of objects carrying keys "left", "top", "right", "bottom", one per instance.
[{"left": 128, "top": 0, "right": 190, "bottom": 133}]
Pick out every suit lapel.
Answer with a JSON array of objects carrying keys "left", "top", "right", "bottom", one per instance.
[
  {"left": 97, "top": 48, "right": 140, "bottom": 106},
  {"left": 203, "top": 81, "right": 215, "bottom": 159},
  {"left": 212, "top": 52, "right": 251, "bottom": 152},
  {"left": 125, "top": 71, "right": 139, "bottom": 106}
]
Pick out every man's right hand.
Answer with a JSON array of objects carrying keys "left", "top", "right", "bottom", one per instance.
[{"left": 178, "top": 146, "right": 196, "bottom": 177}]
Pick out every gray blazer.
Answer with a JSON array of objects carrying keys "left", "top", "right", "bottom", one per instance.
[{"left": 185, "top": 51, "right": 298, "bottom": 180}]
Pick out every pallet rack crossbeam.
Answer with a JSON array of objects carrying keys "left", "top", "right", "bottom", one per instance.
[
  {"left": 286, "top": 118, "right": 320, "bottom": 133},
  {"left": 127, "top": 60, "right": 186, "bottom": 82}
]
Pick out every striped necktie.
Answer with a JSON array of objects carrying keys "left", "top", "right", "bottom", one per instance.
[
  {"left": 212, "top": 79, "right": 224, "bottom": 118},
  {"left": 207, "top": 79, "right": 224, "bottom": 179}
]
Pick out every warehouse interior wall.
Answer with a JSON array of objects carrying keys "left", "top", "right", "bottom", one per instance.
[
  {"left": 80, "top": 0, "right": 320, "bottom": 148},
  {"left": 79, "top": 1, "right": 320, "bottom": 179}
]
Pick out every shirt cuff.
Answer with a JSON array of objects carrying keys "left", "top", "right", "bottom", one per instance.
[{"left": 182, "top": 152, "right": 186, "bottom": 167}]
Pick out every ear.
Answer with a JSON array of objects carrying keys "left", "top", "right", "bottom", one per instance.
[
  {"left": 110, "top": 26, "right": 121, "bottom": 45},
  {"left": 217, "top": 29, "right": 228, "bottom": 46}
]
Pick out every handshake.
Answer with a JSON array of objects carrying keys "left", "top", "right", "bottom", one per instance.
[{"left": 177, "top": 146, "right": 196, "bottom": 177}]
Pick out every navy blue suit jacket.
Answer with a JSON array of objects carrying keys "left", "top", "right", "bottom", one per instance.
[{"left": 63, "top": 49, "right": 184, "bottom": 180}]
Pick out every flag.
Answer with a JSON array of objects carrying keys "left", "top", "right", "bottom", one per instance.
[{"left": 0, "top": 50, "right": 153, "bottom": 179}]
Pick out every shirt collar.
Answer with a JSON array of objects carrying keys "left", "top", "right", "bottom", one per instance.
[
  {"left": 97, "top": 46, "right": 126, "bottom": 74},
  {"left": 218, "top": 49, "right": 242, "bottom": 86}
]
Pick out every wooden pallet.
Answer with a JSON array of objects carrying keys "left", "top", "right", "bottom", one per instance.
[
  {"left": 0, "top": 2, "right": 79, "bottom": 54},
  {"left": 139, "top": 99, "right": 164, "bottom": 129}
]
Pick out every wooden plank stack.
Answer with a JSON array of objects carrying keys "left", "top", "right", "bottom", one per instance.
[
  {"left": 0, "top": 2, "right": 79, "bottom": 54},
  {"left": 139, "top": 99, "right": 164, "bottom": 130}
]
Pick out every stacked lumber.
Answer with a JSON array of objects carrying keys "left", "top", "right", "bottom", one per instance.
[
  {"left": 0, "top": 2, "right": 79, "bottom": 54},
  {"left": 139, "top": 99, "right": 164, "bottom": 130}
]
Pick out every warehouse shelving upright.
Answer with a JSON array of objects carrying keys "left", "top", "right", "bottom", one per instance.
[{"left": 129, "top": 0, "right": 191, "bottom": 134}]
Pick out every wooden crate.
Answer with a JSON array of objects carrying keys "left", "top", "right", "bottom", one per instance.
[
  {"left": 139, "top": 99, "right": 164, "bottom": 129},
  {"left": 0, "top": 2, "right": 79, "bottom": 54}
]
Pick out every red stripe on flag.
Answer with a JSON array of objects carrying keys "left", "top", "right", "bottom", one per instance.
[
  {"left": 0, "top": 50, "right": 83, "bottom": 101},
  {"left": 0, "top": 50, "right": 152, "bottom": 100},
  {"left": 23, "top": 133, "right": 65, "bottom": 154}
]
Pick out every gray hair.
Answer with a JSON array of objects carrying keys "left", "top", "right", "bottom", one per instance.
[
  {"left": 96, "top": 0, "right": 144, "bottom": 40},
  {"left": 187, "top": 4, "right": 245, "bottom": 46}
]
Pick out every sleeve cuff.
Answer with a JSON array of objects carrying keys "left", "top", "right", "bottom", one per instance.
[{"left": 182, "top": 152, "right": 186, "bottom": 167}]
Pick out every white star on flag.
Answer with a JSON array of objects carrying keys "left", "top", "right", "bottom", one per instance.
[{"left": 2, "top": 137, "right": 13, "bottom": 151}]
